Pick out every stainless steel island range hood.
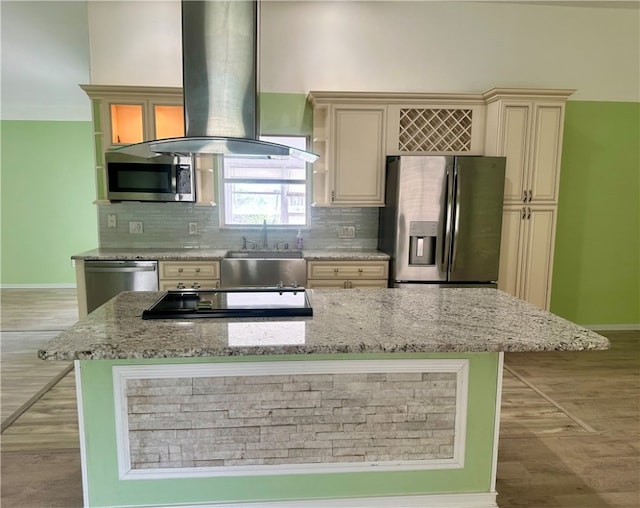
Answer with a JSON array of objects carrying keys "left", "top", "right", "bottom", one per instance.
[{"left": 116, "top": 0, "right": 317, "bottom": 162}]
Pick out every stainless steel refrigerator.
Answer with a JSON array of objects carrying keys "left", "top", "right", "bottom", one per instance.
[{"left": 378, "top": 155, "right": 506, "bottom": 287}]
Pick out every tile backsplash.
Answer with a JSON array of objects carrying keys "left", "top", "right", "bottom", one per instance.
[{"left": 98, "top": 203, "right": 380, "bottom": 250}]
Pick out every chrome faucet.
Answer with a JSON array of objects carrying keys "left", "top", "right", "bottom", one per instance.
[
  {"left": 242, "top": 236, "right": 257, "bottom": 249},
  {"left": 274, "top": 240, "right": 289, "bottom": 250},
  {"left": 262, "top": 219, "right": 268, "bottom": 248}
]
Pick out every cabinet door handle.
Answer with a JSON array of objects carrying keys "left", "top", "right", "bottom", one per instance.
[
  {"left": 358, "top": 268, "right": 363, "bottom": 273},
  {"left": 177, "top": 282, "right": 185, "bottom": 289},
  {"left": 334, "top": 268, "right": 339, "bottom": 273},
  {"left": 195, "top": 267, "right": 200, "bottom": 273},
  {"left": 527, "top": 207, "right": 531, "bottom": 220},
  {"left": 331, "top": 191, "right": 335, "bottom": 202},
  {"left": 349, "top": 281, "right": 353, "bottom": 288},
  {"left": 522, "top": 207, "right": 527, "bottom": 220},
  {"left": 191, "top": 282, "right": 201, "bottom": 289},
  {"left": 343, "top": 281, "right": 347, "bottom": 289},
  {"left": 522, "top": 190, "right": 528, "bottom": 203},
  {"left": 528, "top": 190, "right": 533, "bottom": 202}
]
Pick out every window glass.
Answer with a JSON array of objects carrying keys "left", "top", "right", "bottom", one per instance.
[{"left": 221, "top": 136, "right": 308, "bottom": 227}]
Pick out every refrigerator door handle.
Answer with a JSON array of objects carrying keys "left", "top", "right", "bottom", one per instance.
[
  {"left": 451, "top": 169, "right": 460, "bottom": 272},
  {"left": 441, "top": 166, "right": 454, "bottom": 273}
]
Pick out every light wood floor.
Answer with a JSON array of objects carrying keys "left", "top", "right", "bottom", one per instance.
[
  {"left": 1, "top": 289, "right": 77, "bottom": 427},
  {"left": 1, "top": 289, "right": 638, "bottom": 507}
]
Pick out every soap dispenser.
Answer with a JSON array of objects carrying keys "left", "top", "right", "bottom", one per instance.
[{"left": 295, "top": 230, "right": 304, "bottom": 250}]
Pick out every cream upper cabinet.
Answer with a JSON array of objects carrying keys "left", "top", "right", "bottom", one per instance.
[
  {"left": 385, "top": 99, "right": 486, "bottom": 156},
  {"left": 81, "top": 85, "right": 215, "bottom": 206},
  {"left": 332, "top": 105, "right": 386, "bottom": 205},
  {"left": 498, "top": 206, "right": 557, "bottom": 310},
  {"left": 484, "top": 89, "right": 573, "bottom": 205},
  {"left": 81, "top": 85, "right": 183, "bottom": 202},
  {"left": 81, "top": 85, "right": 184, "bottom": 151},
  {"left": 308, "top": 92, "right": 387, "bottom": 207},
  {"left": 498, "top": 101, "right": 563, "bottom": 204},
  {"left": 307, "top": 91, "right": 493, "bottom": 207}
]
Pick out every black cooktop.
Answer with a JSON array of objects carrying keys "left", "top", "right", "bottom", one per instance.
[{"left": 141, "top": 288, "right": 313, "bottom": 319}]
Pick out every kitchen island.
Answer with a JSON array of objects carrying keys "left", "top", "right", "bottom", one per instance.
[{"left": 40, "top": 288, "right": 608, "bottom": 508}]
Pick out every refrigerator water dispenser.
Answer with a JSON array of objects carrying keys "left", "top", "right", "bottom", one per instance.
[{"left": 409, "top": 221, "right": 438, "bottom": 265}]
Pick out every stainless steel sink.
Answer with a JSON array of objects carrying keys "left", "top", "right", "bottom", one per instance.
[
  {"left": 224, "top": 250, "right": 303, "bottom": 259},
  {"left": 221, "top": 251, "right": 307, "bottom": 288}
]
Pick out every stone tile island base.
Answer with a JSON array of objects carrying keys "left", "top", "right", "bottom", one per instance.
[{"left": 77, "top": 353, "right": 502, "bottom": 507}]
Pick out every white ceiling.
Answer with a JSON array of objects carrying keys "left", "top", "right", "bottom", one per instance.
[{"left": 493, "top": 1, "right": 639, "bottom": 8}]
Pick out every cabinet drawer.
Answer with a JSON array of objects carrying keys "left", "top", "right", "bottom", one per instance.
[
  {"left": 307, "top": 261, "right": 388, "bottom": 280},
  {"left": 307, "top": 279, "right": 388, "bottom": 289},
  {"left": 159, "top": 279, "right": 220, "bottom": 291},
  {"left": 159, "top": 261, "right": 220, "bottom": 279}
]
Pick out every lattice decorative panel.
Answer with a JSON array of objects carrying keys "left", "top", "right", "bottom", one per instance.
[{"left": 398, "top": 108, "right": 473, "bottom": 152}]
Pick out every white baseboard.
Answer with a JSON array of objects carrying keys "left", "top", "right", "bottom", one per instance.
[
  {"left": 586, "top": 324, "right": 640, "bottom": 331},
  {"left": 153, "top": 492, "right": 498, "bottom": 508},
  {"left": 0, "top": 283, "right": 76, "bottom": 289}
]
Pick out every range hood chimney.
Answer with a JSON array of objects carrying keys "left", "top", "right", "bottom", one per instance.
[{"left": 116, "top": 0, "right": 318, "bottom": 163}]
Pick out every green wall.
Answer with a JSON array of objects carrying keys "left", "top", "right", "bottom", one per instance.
[
  {"left": 0, "top": 120, "right": 98, "bottom": 285},
  {"left": 260, "top": 92, "right": 313, "bottom": 135},
  {"left": 551, "top": 101, "right": 640, "bottom": 326}
]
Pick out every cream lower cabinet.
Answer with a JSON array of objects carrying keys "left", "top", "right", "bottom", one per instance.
[
  {"left": 159, "top": 261, "right": 220, "bottom": 291},
  {"left": 307, "top": 261, "right": 389, "bottom": 289},
  {"left": 498, "top": 206, "right": 556, "bottom": 310}
]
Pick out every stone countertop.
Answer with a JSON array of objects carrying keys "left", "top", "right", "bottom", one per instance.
[
  {"left": 301, "top": 250, "right": 389, "bottom": 261},
  {"left": 72, "top": 248, "right": 389, "bottom": 262},
  {"left": 39, "top": 288, "right": 608, "bottom": 361},
  {"left": 72, "top": 248, "right": 229, "bottom": 261}
]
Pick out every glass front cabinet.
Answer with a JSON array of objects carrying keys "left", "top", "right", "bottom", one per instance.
[{"left": 81, "top": 85, "right": 213, "bottom": 205}]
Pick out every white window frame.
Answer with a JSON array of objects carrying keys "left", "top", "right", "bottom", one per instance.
[{"left": 218, "top": 136, "right": 311, "bottom": 229}]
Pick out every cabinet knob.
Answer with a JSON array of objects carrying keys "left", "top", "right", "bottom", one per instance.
[
  {"left": 358, "top": 268, "right": 363, "bottom": 273},
  {"left": 343, "top": 281, "right": 347, "bottom": 288},
  {"left": 348, "top": 281, "right": 353, "bottom": 288},
  {"left": 334, "top": 268, "right": 339, "bottom": 273},
  {"left": 178, "top": 268, "right": 183, "bottom": 273},
  {"left": 195, "top": 267, "right": 200, "bottom": 273}
]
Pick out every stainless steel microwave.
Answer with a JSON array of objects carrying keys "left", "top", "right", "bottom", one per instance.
[{"left": 105, "top": 152, "right": 195, "bottom": 202}]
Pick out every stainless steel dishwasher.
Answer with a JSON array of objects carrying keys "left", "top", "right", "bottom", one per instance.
[{"left": 84, "top": 260, "right": 158, "bottom": 313}]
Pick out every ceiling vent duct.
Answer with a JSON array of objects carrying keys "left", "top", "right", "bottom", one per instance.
[{"left": 116, "top": 0, "right": 318, "bottom": 162}]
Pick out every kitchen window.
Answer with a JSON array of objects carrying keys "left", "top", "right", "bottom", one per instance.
[{"left": 220, "top": 136, "right": 309, "bottom": 227}]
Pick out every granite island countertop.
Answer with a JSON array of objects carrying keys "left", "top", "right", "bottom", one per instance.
[
  {"left": 39, "top": 288, "right": 608, "bottom": 361},
  {"left": 72, "top": 248, "right": 390, "bottom": 261}
]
